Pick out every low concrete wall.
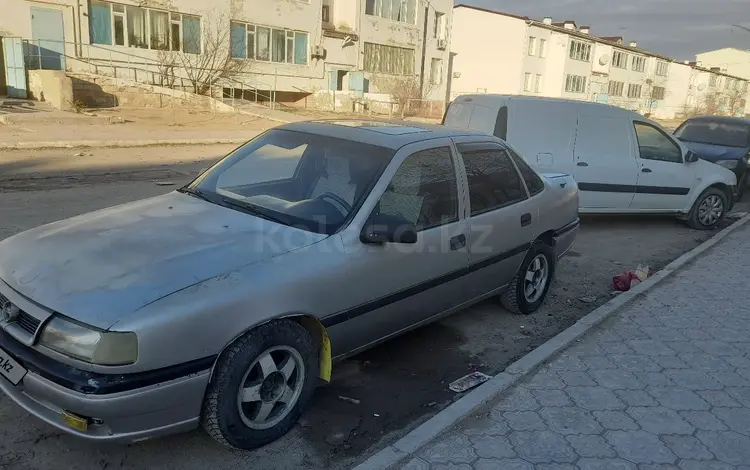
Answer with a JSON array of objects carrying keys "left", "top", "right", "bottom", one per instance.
[{"left": 27, "top": 70, "right": 74, "bottom": 111}]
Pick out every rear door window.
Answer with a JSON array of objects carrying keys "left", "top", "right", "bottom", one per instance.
[{"left": 458, "top": 145, "right": 528, "bottom": 215}]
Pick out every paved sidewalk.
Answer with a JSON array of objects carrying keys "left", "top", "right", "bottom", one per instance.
[{"left": 399, "top": 222, "right": 750, "bottom": 470}]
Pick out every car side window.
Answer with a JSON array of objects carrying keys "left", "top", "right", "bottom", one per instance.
[
  {"left": 634, "top": 122, "right": 683, "bottom": 164},
  {"left": 461, "top": 147, "right": 528, "bottom": 216},
  {"left": 507, "top": 149, "right": 545, "bottom": 196},
  {"left": 374, "top": 147, "right": 458, "bottom": 231}
]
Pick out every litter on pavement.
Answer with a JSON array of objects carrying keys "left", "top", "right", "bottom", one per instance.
[
  {"left": 612, "top": 265, "right": 656, "bottom": 292},
  {"left": 449, "top": 371, "right": 493, "bottom": 393}
]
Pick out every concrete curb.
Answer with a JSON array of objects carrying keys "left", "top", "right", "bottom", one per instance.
[
  {"left": 0, "top": 138, "right": 251, "bottom": 150},
  {"left": 353, "top": 213, "right": 750, "bottom": 470}
]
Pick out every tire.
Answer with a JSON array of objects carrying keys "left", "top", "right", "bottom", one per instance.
[
  {"left": 501, "top": 242, "right": 556, "bottom": 315},
  {"left": 201, "top": 319, "right": 318, "bottom": 450},
  {"left": 687, "top": 187, "right": 728, "bottom": 231}
]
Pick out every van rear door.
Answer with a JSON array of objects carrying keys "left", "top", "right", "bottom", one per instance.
[{"left": 442, "top": 99, "right": 505, "bottom": 137}]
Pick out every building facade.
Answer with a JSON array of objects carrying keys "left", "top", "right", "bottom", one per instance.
[
  {"left": 450, "top": 4, "right": 749, "bottom": 119},
  {"left": 1, "top": 0, "right": 453, "bottom": 103}
]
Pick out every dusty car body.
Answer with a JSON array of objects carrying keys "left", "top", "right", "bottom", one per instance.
[{"left": 0, "top": 121, "right": 579, "bottom": 449}]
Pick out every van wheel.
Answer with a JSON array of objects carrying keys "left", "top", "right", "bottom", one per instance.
[
  {"left": 501, "top": 242, "right": 556, "bottom": 315},
  {"left": 201, "top": 320, "right": 318, "bottom": 450},
  {"left": 687, "top": 187, "right": 727, "bottom": 230}
]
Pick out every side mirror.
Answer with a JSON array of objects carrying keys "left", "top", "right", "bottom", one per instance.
[
  {"left": 685, "top": 151, "right": 699, "bottom": 163},
  {"left": 360, "top": 213, "right": 418, "bottom": 245}
]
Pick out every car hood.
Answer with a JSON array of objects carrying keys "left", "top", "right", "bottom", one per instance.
[
  {"left": 678, "top": 140, "right": 749, "bottom": 162},
  {"left": 0, "top": 192, "right": 326, "bottom": 329}
]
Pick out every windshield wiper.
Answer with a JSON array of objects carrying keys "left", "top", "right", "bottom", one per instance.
[
  {"left": 178, "top": 186, "right": 214, "bottom": 202},
  {"left": 219, "top": 197, "right": 288, "bottom": 225}
]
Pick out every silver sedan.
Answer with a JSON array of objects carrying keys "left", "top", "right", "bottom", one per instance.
[{"left": 0, "top": 120, "right": 579, "bottom": 449}]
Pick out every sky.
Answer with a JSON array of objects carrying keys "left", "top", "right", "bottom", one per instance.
[{"left": 461, "top": 0, "right": 750, "bottom": 60}]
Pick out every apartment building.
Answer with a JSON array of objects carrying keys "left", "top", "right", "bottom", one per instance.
[
  {"left": 0, "top": 0, "right": 452, "bottom": 103},
  {"left": 695, "top": 48, "right": 750, "bottom": 115},
  {"left": 450, "top": 4, "right": 750, "bottom": 119}
]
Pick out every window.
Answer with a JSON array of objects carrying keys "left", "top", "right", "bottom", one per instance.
[
  {"left": 674, "top": 120, "right": 750, "bottom": 148},
  {"left": 232, "top": 22, "right": 309, "bottom": 65},
  {"left": 565, "top": 74, "right": 586, "bottom": 93},
  {"left": 434, "top": 12, "right": 445, "bottom": 39},
  {"left": 656, "top": 60, "right": 669, "bottom": 76},
  {"left": 149, "top": 10, "right": 169, "bottom": 50},
  {"left": 523, "top": 73, "right": 532, "bottom": 92},
  {"left": 527, "top": 36, "right": 536, "bottom": 56},
  {"left": 170, "top": 13, "right": 181, "bottom": 51},
  {"left": 461, "top": 148, "right": 527, "bottom": 215},
  {"left": 631, "top": 56, "right": 646, "bottom": 72},
  {"left": 569, "top": 40, "right": 591, "bottom": 61},
  {"left": 377, "top": 147, "right": 458, "bottom": 231},
  {"left": 126, "top": 6, "right": 147, "bottom": 48},
  {"left": 627, "top": 83, "right": 642, "bottom": 99},
  {"left": 652, "top": 86, "right": 666, "bottom": 100},
  {"left": 182, "top": 15, "right": 201, "bottom": 54},
  {"left": 725, "top": 78, "right": 733, "bottom": 90},
  {"left": 90, "top": 1, "right": 112, "bottom": 45},
  {"left": 634, "top": 122, "right": 682, "bottom": 163},
  {"left": 612, "top": 50, "right": 628, "bottom": 69},
  {"left": 363, "top": 42, "right": 415, "bottom": 75},
  {"left": 508, "top": 150, "right": 545, "bottom": 196},
  {"left": 430, "top": 58, "right": 443, "bottom": 85},
  {"left": 365, "top": 0, "right": 417, "bottom": 25},
  {"left": 538, "top": 38, "right": 546, "bottom": 58},
  {"left": 322, "top": 5, "right": 330, "bottom": 23},
  {"left": 534, "top": 74, "right": 542, "bottom": 93},
  {"left": 608, "top": 80, "right": 624, "bottom": 96},
  {"left": 114, "top": 4, "right": 125, "bottom": 46},
  {"left": 709, "top": 75, "right": 718, "bottom": 87}
]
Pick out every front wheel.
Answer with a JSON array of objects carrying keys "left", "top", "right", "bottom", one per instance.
[
  {"left": 687, "top": 187, "right": 727, "bottom": 230},
  {"left": 201, "top": 320, "right": 318, "bottom": 450},
  {"left": 501, "top": 242, "right": 556, "bottom": 315}
]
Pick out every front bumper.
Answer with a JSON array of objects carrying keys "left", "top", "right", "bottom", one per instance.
[
  {"left": 553, "top": 218, "right": 580, "bottom": 259},
  {"left": 0, "top": 330, "right": 211, "bottom": 443}
]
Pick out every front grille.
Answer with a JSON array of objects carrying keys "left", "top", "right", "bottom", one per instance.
[{"left": 16, "top": 311, "right": 41, "bottom": 334}]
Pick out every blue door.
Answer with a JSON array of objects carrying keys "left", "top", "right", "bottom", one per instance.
[
  {"left": 3, "top": 38, "right": 27, "bottom": 98},
  {"left": 29, "top": 7, "right": 66, "bottom": 70}
]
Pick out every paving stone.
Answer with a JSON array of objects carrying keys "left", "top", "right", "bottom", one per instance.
[
  {"left": 679, "top": 411, "right": 729, "bottom": 431},
  {"left": 536, "top": 465, "right": 577, "bottom": 470},
  {"left": 460, "top": 417, "right": 510, "bottom": 437},
  {"left": 646, "top": 328, "right": 688, "bottom": 342},
  {"left": 593, "top": 410, "right": 640, "bottom": 431},
  {"left": 709, "top": 371, "right": 750, "bottom": 387},
  {"left": 565, "top": 435, "right": 616, "bottom": 457},
  {"left": 706, "top": 327, "right": 750, "bottom": 342},
  {"left": 725, "top": 356, "right": 750, "bottom": 368},
  {"left": 401, "top": 457, "right": 431, "bottom": 470},
  {"left": 591, "top": 369, "right": 644, "bottom": 390},
  {"left": 615, "top": 390, "right": 659, "bottom": 407},
  {"left": 557, "top": 370, "right": 597, "bottom": 386},
  {"left": 547, "top": 355, "right": 587, "bottom": 372},
  {"left": 565, "top": 342, "right": 605, "bottom": 356},
  {"left": 660, "top": 435, "right": 714, "bottom": 460},
  {"left": 502, "top": 411, "right": 547, "bottom": 431},
  {"left": 419, "top": 433, "right": 477, "bottom": 464},
  {"left": 592, "top": 330, "right": 624, "bottom": 343},
  {"left": 637, "top": 465, "right": 680, "bottom": 470},
  {"left": 492, "top": 388, "right": 540, "bottom": 412},
  {"left": 609, "top": 354, "right": 662, "bottom": 371},
  {"left": 566, "top": 386, "right": 626, "bottom": 410},
  {"left": 663, "top": 342, "right": 699, "bottom": 354},
  {"left": 577, "top": 459, "right": 637, "bottom": 470},
  {"left": 650, "top": 355, "right": 690, "bottom": 369},
  {"left": 679, "top": 461, "right": 735, "bottom": 470},
  {"left": 635, "top": 372, "right": 676, "bottom": 387},
  {"left": 539, "top": 407, "right": 603, "bottom": 435},
  {"left": 531, "top": 389, "right": 573, "bottom": 407},
  {"left": 712, "top": 407, "right": 750, "bottom": 435},
  {"left": 522, "top": 370, "right": 565, "bottom": 390},
  {"left": 627, "top": 339, "right": 675, "bottom": 355},
  {"left": 469, "top": 435, "right": 516, "bottom": 459},
  {"left": 696, "top": 430, "right": 750, "bottom": 464},
  {"left": 579, "top": 355, "right": 617, "bottom": 370},
  {"left": 598, "top": 341, "right": 635, "bottom": 355},
  {"left": 697, "top": 390, "right": 742, "bottom": 408},
  {"left": 646, "top": 387, "right": 710, "bottom": 411},
  {"left": 694, "top": 340, "right": 740, "bottom": 356},
  {"left": 678, "top": 354, "right": 732, "bottom": 370},
  {"left": 626, "top": 407, "right": 694, "bottom": 435},
  {"left": 679, "top": 328, "right": 714, "bottom": 340},
  {"left": 605, "top": 430, "right": 676, "bottom": 464},
  {"left": 509, "top": 431, "right": 577, "bottom": 464},
  {"left": 431, "top": 464, "right": 473, "bottom": 470},
  {"left": 726, "top": 386, "right": 750, "bottom": 407},
  {"left": 474, "top": 459, "right": 532, "bottom": 470},
  {"left": 664, "top": 369, "right": 723, "bottom": 390},
  {"left": 611, "top": 324, "right": 650, "bottom": 340}
]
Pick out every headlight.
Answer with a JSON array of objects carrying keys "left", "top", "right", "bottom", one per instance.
[
  {"left": 38, "top": 316, "right": 138, "bottom": 365},
  {"left": 715, "top": 160, "right": 739, "bottom": 169}
]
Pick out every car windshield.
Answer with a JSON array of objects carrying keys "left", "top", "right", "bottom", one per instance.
[
  {"left": 674, "top": 120, "right": 750, "bottom": 148},
  {"left": 188, "top": 129, "right": 394, "bottom": 234}
]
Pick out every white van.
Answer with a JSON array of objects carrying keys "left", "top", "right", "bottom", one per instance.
[{"left": 442, "top": 95, "right": 738, "bottom": 230}]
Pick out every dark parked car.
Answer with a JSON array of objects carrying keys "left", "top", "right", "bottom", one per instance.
[{"left": 674, "top": 116, "right": 750, "bottom": 198}]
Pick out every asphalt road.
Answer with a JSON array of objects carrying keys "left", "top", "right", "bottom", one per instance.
[{"left": 0, "top": 146, "right": 745, "bottom": 470}]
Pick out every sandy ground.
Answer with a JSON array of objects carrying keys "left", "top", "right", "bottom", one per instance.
[{"left": 0, "top": 145, "right": 744, "bottom": 470}]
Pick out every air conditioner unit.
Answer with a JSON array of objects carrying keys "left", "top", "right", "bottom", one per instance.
[
  {"left": 437, "top": 39, "right": 447, "bottom": 50},
  {"left": 312, "top": 45, "right": 326, "bottom": 58}
]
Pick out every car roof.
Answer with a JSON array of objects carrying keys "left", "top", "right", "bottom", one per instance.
[
  {"left": 276, "top": 119, "right": 492, "bottom": 149},
  {"left": 683, "top": 115, "right": 750, "bottom": 126}
]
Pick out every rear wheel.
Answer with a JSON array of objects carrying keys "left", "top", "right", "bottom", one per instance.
[
  {"left": 501, "top": 242, "right": 556, "bottom": 315},
  {"left": 687, "top": 187, "right": 727, "bottom": 230}
]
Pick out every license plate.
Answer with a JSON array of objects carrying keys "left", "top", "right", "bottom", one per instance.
[{"left": 0, "top": 347, "right": 27, "bottom": 386}]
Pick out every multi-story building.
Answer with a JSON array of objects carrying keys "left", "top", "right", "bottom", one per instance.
[
  {"left": 0, "top": 0, "right": 452, "bottom": 104},
  {"left": 695, "top": 48, "right": 750, "bottom": 115},
  {"left": 450, "top": 4, "right": 749, "bottom": 119}
]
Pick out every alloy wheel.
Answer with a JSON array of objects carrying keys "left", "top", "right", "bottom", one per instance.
[
  {"left": 524, "top": 254, "right": 549, "bottom": 303},
  {"left": 697, "top": 195, "right": 724, "bottom": 227}
]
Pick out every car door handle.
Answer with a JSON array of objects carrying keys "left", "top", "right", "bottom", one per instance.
[
  {"left": 521, "top": 213, "right": 532, "bottom": 227},
  {"left": 449, "top": 234, "right": 467, "bottom": 251},
  {"left": 577, "top": 161, "right": 589, "bottom": 167},
  {"left": 641, "top": 168, "right": 652, "bottom": 173}
]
